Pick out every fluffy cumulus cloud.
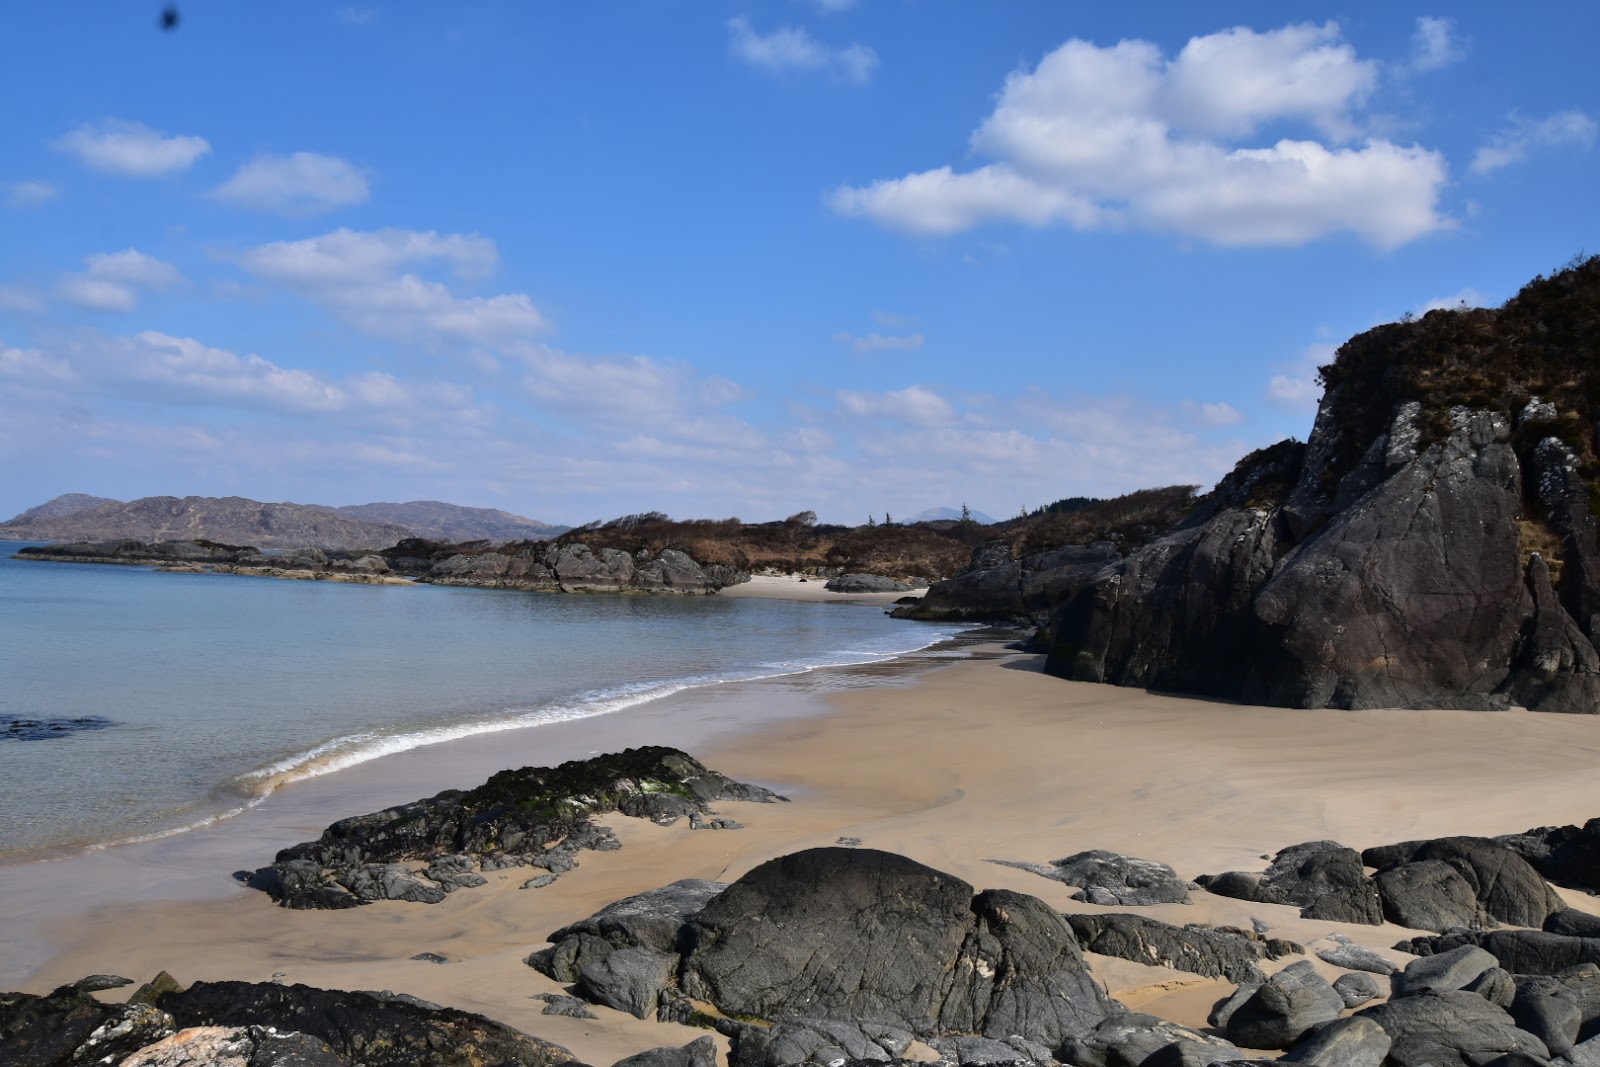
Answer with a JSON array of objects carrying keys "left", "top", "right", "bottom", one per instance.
[
  {"left": 1268, "top": 343, "right": 1337, "bottom": 409},
  {"left": 212, "top": 152, "right": 371, "bottom": 216},
  {"left": 238, "top": 228, "right": 543, "bottom": 346},
  {"left": 832, "top": 22, "right": 1451, "bottom": 249},
  {"left": 1471, "top": 111, "right": 1598, "bottom": 174},
  {"left": 4, "top": 180, "right": 60, "bottom": 208},
  {"left": 52, "top": 119, "right": 211, "bottom": 177},
  {"left": 60, "top": 249, "right": 182, "bottom": 312},
  {"left": 727, "top": 16, "right": 877, "bottom": 85}
]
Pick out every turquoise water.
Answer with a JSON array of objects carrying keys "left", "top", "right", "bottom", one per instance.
[{"left": 0, "top": 546, "right": 963, "bottom": 861}]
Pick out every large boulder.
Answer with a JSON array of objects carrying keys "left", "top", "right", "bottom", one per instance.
[
  {"left": 1065, "top": 913, "right": 1291, "bottom": 983},
  {"left": 1391, "top": 945, "right": 1502, "bottom": 998},
  {"left": 1355, "top": 990, "right": 1549, "bottom": 1067},
  {"left": 1281, "top": 1016, "right": 1392, "bottom": 1067},
  {"left": 676, "top": 848, "right": 1115, "bottom": 1046},
  {"left": 1199, "top": 841, "right": 1381, "bottom": 925},
  {"left": 1396, "top": 931, "right": 1600, "bottom": 976},
  {"left": 1224, "top": 962, "right": 1345, "bottom": 1050},
  {"left": 1377, "top": 860, "right": 1488, "bottom": 932},
  {"left": 1060, "top": 1013, "right": 1239, "bottom": 1067},
  {"left": 1362, "top": 837, "right": 1565, "bottom": 929}
]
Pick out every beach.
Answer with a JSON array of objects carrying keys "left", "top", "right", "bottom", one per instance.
[{"left": 10, "top": 613, "right": 1600, "bottom": 1064}]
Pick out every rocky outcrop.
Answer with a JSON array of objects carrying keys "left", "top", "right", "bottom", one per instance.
[
  {"left": 380, "top": 539, "right": 745, "bottom": 594},
  {"left": 825, "top": 573, "right": 914, "bottom": 593},
  {"left": 1038, "top": 259, "right": 1600, "bottom": 713},
  {"left": 242, "top": 748, "right": 781, "bottom": 909},
  {"left": 893, "top": 541, "right": 1120, "bottom": 624},
  {"left": 534, "top": 847, "right": 1116, "bottom": 1051},
  {"left": 0, "top": 975, "right": 583, "bottom": 1067},
  {"left": 1064, "top": 913, "right": 1297, "bottom": 983},
  {"left": 16, "top": 539, "right": 414, "bottom": 585},
  {"left": 1198, "top": 840, "right": 1383, "bottom": 925}
]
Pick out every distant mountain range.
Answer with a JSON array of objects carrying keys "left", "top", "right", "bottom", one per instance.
[
  {"left": 1, "top": 494, "right": 567, "bottom": 551},
  {"left": 906, "top": 506, "right": 997, "bottom": 525}
]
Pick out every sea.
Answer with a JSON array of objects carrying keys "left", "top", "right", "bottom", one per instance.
[{"left": 0, "top": 544, "right": 968, "bottom": 864}]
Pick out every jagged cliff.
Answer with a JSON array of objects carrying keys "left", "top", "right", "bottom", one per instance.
[{"left": 1040, "top": 256, "right": 1600, "bottom": 712}]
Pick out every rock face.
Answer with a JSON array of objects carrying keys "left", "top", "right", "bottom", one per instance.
[
  {"left": 1038, "top": 258, "right": 1600, "bottom": 713},
  {"left": 1355, "top": 990, "right": 1549, "bottom": 1067},
  {"left": 894, "top": 541, "right": 1121, "bottom": 624},
  {"left": 682, "top": 849, "right": 1113, "bottom": 1045},
  {"left": 1362, "top": 836, "right": 1566, "bottom": 931},
  {"left": 1199, "top": 840, "right": 1382, "bottom": 925},
  {"left": 243, "top": 748, "right": 781, "bottom": 909},
  {"left": 825, "top": 573, "right": 914, "bottom": 593},
  {"left": 1224, "top": 961, "right": 1345, "bottom": 1050},
  {"left": 1065, "top": 914, "right": 1297, "bottom": 984},
  {"left": 15, "top": 539, "right": 414, "bottom": 586},
  {"left": 534, "top": 847, "right": 1115, "bottom": 1051},
  {"left": 380, "top": 538, "right": 743, "bottom": 594}
]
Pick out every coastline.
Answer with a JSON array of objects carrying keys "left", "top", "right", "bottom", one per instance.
[{"left": 11, "top": 643, "right": 1600, "bottom": 1065}]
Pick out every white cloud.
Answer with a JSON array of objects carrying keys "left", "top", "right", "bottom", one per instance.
[
  {"left": 239, "top": 228, "right": 542, "bottom": 346},
  {"left": 1268, "top": 343, "right": 1336, "bottom": 409},
  {"left": 4, "top": 180, "right": 60, "bottom": 208},
  {"left": 212, "top": 152, "right": 371, "bottom": 216},
  {"left": 53, "top": 119, "right": 211, "bottom": 177},
  {"left": 727, "top": 16, "right": 877, "bottom": 85},
  {"left": 1184, "top": 400, "right": 1244, "bottom": 426},
  {"left": 1471, "top": 111, "right": 1598, "bottom": 174},
  {"left": 60, "top": 249, "right": 182, "bottom": 312},
  {"left": 1410, "top": 16, "right": 1465, "bottom": 73},
  {"left": 833, "top": 330, "right": 925, "bottom": 353},
  {"left": 831, "top": 22, "right": 1451, "bottom": 249},
  {"left": 837, "top": 385, "right": 956, "bottom": 426}
]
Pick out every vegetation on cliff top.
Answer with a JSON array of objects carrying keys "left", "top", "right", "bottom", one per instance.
[{"left": 1319, "top": 253, "right": 1600, "bottom": 485}]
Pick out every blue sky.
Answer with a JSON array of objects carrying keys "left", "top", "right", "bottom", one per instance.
[{"left": 1, "top": 3, "right": 1595, "bottom": 526}]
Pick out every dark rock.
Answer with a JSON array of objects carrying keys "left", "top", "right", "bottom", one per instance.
[
  {"left": 1392, "top": 945, "right": 1502, "bottom": 998},
  {"left": 0, "top": 713, "right": 117, "bottom": 741},
  {"left": 1513, "top": 966, "right": 1600, "bottom": 1044},
  {"left": 993, "top": 850, "right": 1191, "bottom": 906},
  {"left": 932, "top": 1034, "right": 1047, "bottom": 1065},
  {"left": 1470, "top": 968, "right": 1520, "bottom": 1009},
  {"left": 1313, "top": 934, "right": 1398, "bottom": 976},
  {"left": 158, "top": 979, "right": 586, "bottom": 1067},
  {"left": 1210, "top": 978, "right": 1264, "bottom": 1029},
  {"left": 896, "top": 541, "right": 1121, "bottom": 625},
  {"left": 0, "top": 981, "right": 177, "bottom": 1067},
  {"left": 1066, "top": 913, "right": 1284, "bottom": 983},
  {"left": 128, "top": 970, "right": 185, "bottom": 1007},
  {"left": 71, "top": 973, "right": 135, "bottom": 992},
  {"left": 1362, "top": 837, "right": 1565, "bottom": 929},
  {"left": 1502, "top": 822, "right": 1600, "bottom": 895},
  {"left": 249, "top": 749, "right": 773, "bottom": 909},
  {"left": 1200, "top": 842, "right": 1380, "bottom": 925},
  {"left": 726, "top": 1018, "right": 913, "bottom": 1067},
  {"left": 534, "top": 994, "right": 598, "bottom": 1021},
  {"left": 1396, "top": 931, "right": 1600, "bottom": 976},
  {"left": 410, "top": 952, "right": 448, "bottom": 964},
  {"left": 1060, "top": 1013, "right": 1238, "bottom": 1067},
  {"left": 825, "top": 573, "right": 912, "bottom": 593},
  {"left": 613, "top": 1036, "right": 720, "bottom": 1067},
  {"left": 1548, "top": 912, "right": 1600, "bottom": 939},
  {"left": 1356, "top": 989, "right": 1549, "bottom": 1067},
  {"left": 1512, "top": 992, "right": 1583, "bottom": 1056},
  {"left": 577, "top": 947, "right": 677, "bottom": 1019},
  {"left": 1225, "top": 961, "right": 1345, "bottom": 1050},
  {"left": 1377, "top": 860, "right": 1488, "bottom": 932},
  {"left": 1333, "top": 972, "right": 1382, "bottom": 1008},
  {"left": 530, "top": 878, "right": 727, "bottom": 982},
  {"left": 121, "top": 1025, "right": 345, "bottom": 1066},
  {"left": 679, "top": 848, "right": 1113, "bottom": 1045},
  {"left": 1281, "top": 1015, "right": 1392, "bottom": 1067}
]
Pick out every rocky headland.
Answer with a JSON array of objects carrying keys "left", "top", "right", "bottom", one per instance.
[{"left": 901, "top": 257, "right": 1600, "bottom": 713}]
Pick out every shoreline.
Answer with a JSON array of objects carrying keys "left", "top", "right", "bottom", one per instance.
[{"left": 10, "top": 646, "right": 1600, "bottom": 1065}]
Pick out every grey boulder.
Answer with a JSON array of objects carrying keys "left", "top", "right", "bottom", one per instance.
[
  {"left": 1225, "top": 961, "right": 1345, "bottom": 1050},
  {"left": 613, "top": 1036, "right": 720, "bottom": 1067},
  {"left": 1356, "top": 990, "right": 1550, "bottom": 1067},
  {"left": 993, "top": 850, "right": 1191, "bottom": 906},
  {"left": 1282, "top": 1016, "right": 1393, "bottom": 1067},
  {"left": 1391, "top": 945, "right": 1502, "bottom": 998}
]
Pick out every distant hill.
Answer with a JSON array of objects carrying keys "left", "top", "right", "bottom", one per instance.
[
  {"left": 5, "top": 493, "right": 121, "bottom": 525},
  {"left": 907, "top": 506, "right": 996, "bottom": 525},
  {"left": 331, "top": 501, "right": 565, "bottom": 543},
  {"left": 2, "top": 494, "right": 564, "bottom": 551}
]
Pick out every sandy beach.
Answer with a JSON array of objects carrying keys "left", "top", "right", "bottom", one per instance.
[{"left": 9, "top": 632, "right": 1600, "bottom": 1065}]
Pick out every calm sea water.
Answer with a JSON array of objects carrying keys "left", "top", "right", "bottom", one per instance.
[{"left": 0, "top": 546, "right": 964, "bottom": 862}]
